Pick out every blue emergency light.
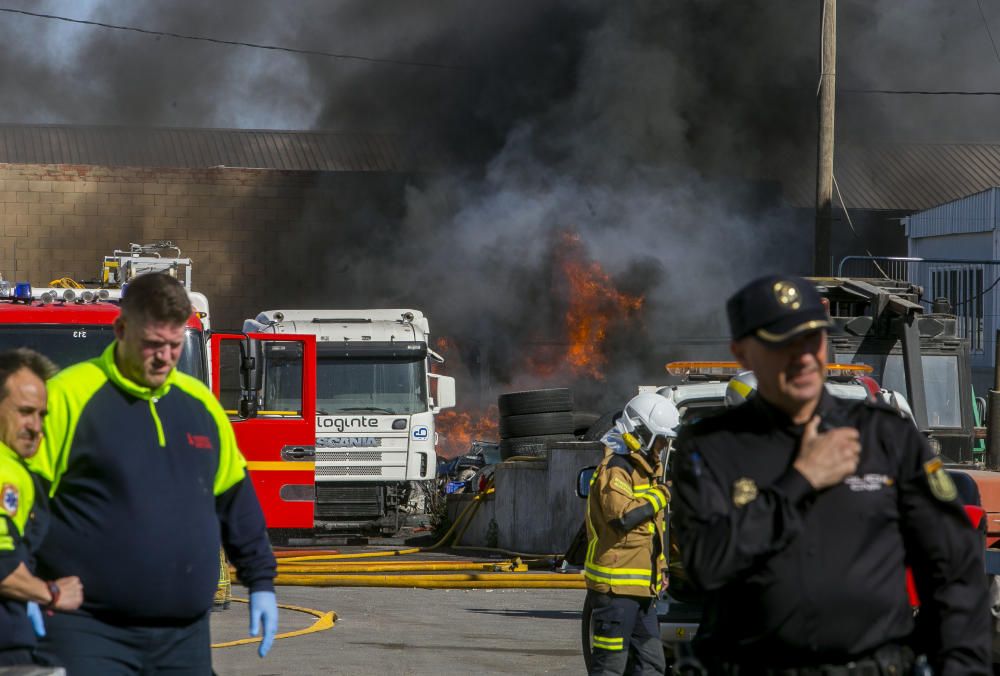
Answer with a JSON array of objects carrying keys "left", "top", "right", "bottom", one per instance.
[{"left": 13, "top": 282, "right": 31, "bottom": 302}]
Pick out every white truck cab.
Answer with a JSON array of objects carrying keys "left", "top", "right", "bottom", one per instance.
[{"left": 244, "top": 308, "right": 455, "bottom": 534}]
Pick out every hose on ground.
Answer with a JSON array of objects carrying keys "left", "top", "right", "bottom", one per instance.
[
  {"left": 273, "top": 573, "right": 585, "bottom": 589},
  {"left": 260, "top": 460, "right": 575, "bottom": 588}
]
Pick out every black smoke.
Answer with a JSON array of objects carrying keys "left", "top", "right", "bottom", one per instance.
[{"left": 2, "top": 1, "right": 998, "bottom": 413}]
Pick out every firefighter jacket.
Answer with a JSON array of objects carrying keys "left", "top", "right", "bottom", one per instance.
[
  {"left": 0, "top": 441, "right": 49, "bottom": 651},
  {"left": 28, "top": 342, "right": 276, "bottom": 623},
  {"left": 585, "top": 448, "right": 668, "bottom": 597}
]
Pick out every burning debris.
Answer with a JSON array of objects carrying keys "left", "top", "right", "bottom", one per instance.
[
  {"left": 434, "top": 406, "right": 500, "bottom": 459},
  {"left": 434, "top": 230, "right": 643, "bottom": 457}
]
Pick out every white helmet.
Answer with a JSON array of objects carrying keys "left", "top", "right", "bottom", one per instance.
[
  {"left": 615, "top": 392, "right": 681, "bottom": 453},
  {"left": 725, "top": 371, "right": 757, "bottom": 407}
]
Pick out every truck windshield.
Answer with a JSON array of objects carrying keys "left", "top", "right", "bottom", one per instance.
[
  {"left": 316, "top": 357, "right": 427, "bottom": 415},
  {"left": 834, "top": 352, "right": 961, "bottom": 428},
  {"left": 0, "top": 325, "right": 206, "bottom": 381}
]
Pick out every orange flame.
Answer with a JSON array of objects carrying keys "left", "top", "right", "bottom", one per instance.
[
  {"left": 431, "top": 231, "right": 641, "bottom": 456},
  {"left": 558, "top": 232, "right": 643, "bottom": 380},
  {"left": 435, "top": 406, "right": 499, "bottom": 458}
]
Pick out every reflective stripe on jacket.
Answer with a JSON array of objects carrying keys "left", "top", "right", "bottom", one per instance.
[{"left": 585, "top": 449, "right": 667, "bottom": 597}]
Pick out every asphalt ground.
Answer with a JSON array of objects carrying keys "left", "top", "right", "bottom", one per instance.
[
  {"left": 211, "top": 537, "right": 586, "bottom": 675},
  {"left": 210, "top": 586, "right": 585, "bottom": 675}
]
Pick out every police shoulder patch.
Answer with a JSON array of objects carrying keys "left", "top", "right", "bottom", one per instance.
[
  {"left": 923, "top": 458, "right": 957, "bottom": 502},
  {"left": 1, "top": 483, "right": 18, "bottom": 517},
  {"left": 732, "top": 477, "right": 758, "bottom": 508}
]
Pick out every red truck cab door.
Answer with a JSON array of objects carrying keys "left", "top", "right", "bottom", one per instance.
[{"left": 211, "top": 332, "right": 316, "bottom": 530}]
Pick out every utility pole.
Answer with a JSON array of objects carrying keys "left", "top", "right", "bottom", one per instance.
[{"left": 814, "top": 0, "right": 836, "bottom": 276}]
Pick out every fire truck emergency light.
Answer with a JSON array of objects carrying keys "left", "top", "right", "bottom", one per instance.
[
  {"left": 665, "top": 361, "right": 874, "bottom": 378},
  {"left": 13, "top": 283, "right": 31, "bottom": 303}
]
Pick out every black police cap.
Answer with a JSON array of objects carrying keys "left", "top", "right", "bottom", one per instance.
[{"left": 726, "top": 275, "right": 832, "bottom": 344}]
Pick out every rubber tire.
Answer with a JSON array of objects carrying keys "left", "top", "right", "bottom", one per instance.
[
  {"left": 573, "top": 411, "right": 603, "bottom": 437},
  {"left": 581, "top": 410, "right": 623, "bottom": 442},
  {"left": 500, "top": 411, "right": 576, "bottom": 439},
  {"left": 499, "top": 434, "right": 575, "bottom": 460},
  {"left": 498, "top": 388, "right": 573, "bottom": 417}
]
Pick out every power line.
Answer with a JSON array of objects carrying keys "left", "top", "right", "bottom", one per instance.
[
  {"left": 975, "top": 0, "right": 1000, "bottom": 69},
  {"left": 0, "top": 7, "right": 467, "bottom": 72},
  {"left": 840, "top": 88, "right": 1000, "bottom": 96}
]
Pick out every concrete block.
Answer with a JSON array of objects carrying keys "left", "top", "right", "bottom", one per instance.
[{"left": 446, "top": 443, "right": 604, "bottom": 555}]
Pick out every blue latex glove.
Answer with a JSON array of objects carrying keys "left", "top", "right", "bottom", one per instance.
[
  {"left": 248, "top": 591, "right": 278, "bottom": 658},
  {"left": 26, "top": 602, "right": 45, "bottom": 637}
]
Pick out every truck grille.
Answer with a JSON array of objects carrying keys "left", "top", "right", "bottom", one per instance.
[
  {"left": 316, "top": 466, "right": 383, "bottom": 477},
  {"left": 315, "top": 483, "right": 383, "bottom": 519},
  {"left": 315, "top": 451, "right": 384, "bottom": 462}
]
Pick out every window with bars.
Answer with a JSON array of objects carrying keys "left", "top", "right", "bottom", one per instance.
[{"left": 931, "top": 267, "right": 984, "bottom": 353}]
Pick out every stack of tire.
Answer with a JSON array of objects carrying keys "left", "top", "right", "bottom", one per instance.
[{"left": 498, "top": 388, "right": 578, "bottom": 460}]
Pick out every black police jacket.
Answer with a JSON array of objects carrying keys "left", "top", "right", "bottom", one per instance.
[{"left": 672, "top": 390, "right": 990, "bottom": 674}]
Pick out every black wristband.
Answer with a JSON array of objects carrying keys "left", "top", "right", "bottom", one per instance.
[{"left": 45, "top": 581, "right": 60, "bottom": 610}]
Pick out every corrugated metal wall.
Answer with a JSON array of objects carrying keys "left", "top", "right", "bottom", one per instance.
[
  {"left": 904, "top": 187, "right": 998, "bottom": 239},
  {"left": 0, "top": 125, "right": 407, "bottom": 172}
]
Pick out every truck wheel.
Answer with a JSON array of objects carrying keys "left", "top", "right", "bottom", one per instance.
[
  {"left": 498, "top": 388, "right": 573, "bottom": 417},
  {"left": 499, "top": 411, "right": 575, "bottom": 439},
  {"left": 499, "top": 434, "right": 575, "bottom": 459}
]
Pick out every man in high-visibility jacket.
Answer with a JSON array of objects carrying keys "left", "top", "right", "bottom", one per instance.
[
  {"left": 585, "top": 392, "right": 680, "bottom": 676},
  {"left": 0, "top": 348, "right": 83, "bottom": 666}
]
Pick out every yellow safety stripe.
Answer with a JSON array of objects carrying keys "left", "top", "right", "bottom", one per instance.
[
  {"left": 246, "top": 462, "right": 316, "bottom": 472},
  {"left": 641, "top": 489, "right": 667, "bottom": 512},
  {"left": 584, "top": 569, "right": 653, "bottom": 587},
  {"left": 632, "top": 482, "right": 651, "bottom": 490},
  {"left": 585, "top": 560, "right": 652, "bottom": 576},
  {"left": 593, "top": 636, "right": 624, "bottom": 651}
]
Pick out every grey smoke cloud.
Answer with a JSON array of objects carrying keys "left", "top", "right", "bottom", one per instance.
[{"left": 1, "top": 0, "right": 998, "bottom": 411}]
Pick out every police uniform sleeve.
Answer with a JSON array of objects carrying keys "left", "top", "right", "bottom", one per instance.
[
  {"left": 893, "top": 418, "right": 991, "bottom": 674},
  {"left": 672, "top": 427, "right": 814, "bottom": 591},
  {"left": 597, "top": 461, "right": 668, "bottom": 532},
  {"left": 206, "top": 395, "right": 277, "bottom": 594}
]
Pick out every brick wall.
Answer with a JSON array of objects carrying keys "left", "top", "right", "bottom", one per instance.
[{"left": 0, "top": 164, "right": 407, "bottom": 329}]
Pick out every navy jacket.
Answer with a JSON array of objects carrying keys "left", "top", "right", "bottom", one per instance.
[{"left": 30, "top": 342, "right": 275, "bottom": 623}]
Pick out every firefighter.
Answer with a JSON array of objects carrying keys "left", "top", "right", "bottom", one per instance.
[{"left": 585, "top": 392, "right": 679, "bottom": 676}]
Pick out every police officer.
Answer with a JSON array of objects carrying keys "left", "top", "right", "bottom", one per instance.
[
  {"left": 672, "top": 274, "right": 991, "bottom": 674},
  {"left": 585, "top": 392, "right": 678, "bottom": 675},
  {"left": 0, "top": 348, "right": 83, "bottom": 667}
]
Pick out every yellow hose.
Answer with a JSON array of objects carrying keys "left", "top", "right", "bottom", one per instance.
[
  {"left": 277, "top": 485, "right": 496, "bottom": 564},
  {"left": 273, "top": 573, "right": 585, "bottom": 589},
  {"left": 261, "top": 469, "right": 572, "bottom": 590},
  {"left": 276, "top": 560, "right": 524, "bottom": 574},
  {"left": 277, "top": 548, "right": 422, "bottom": 563}
]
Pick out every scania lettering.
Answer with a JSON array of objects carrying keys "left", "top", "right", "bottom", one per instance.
[{"left": 235, "top": 308, "right": 456, "bottom": 536}]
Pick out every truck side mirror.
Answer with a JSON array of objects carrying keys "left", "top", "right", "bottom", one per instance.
[
  {"left": 577, "top": 466, "right": 597, "bottom": 499},
  {"left": 428, "top": 374, "right": 456, "bottom": 412},
  {"left": 237, "top": 397, "right": 257, "bottom": 420}
]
